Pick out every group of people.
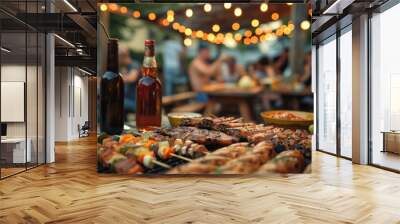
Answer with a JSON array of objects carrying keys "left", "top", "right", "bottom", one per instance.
[{"left": 117, "top": 38, "right": 312, "bottom": 120}]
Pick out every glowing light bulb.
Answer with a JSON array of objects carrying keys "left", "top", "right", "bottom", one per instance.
[
  {"left": 186, "top": 9, "right": 193, "bottom": 18},
  {"left": 196, "top": 30, "right": 204, "bottom": 38},
  {"left": 271, "top": 12, "right": 279, "bottom": 21},
  {"left": 260, "top": 3, "right": 268, "bottom": 12},
  {"left": 212, "top": 24, "right": 220, "bottom": 32},
  {"left": 148, "top": 12, "right": 156, "bottom": 21},
  {"left": 204, "top": 4, "right": 212, "bottom": 12},
  {"left": 234, "top": 8, "right": 242, "bottom": 17},
  {"left": 133, "top": 10, "right": 141, "bottom": 18},
  {"left": 184, "top": 38, "right": 192, "bottom": 47},
  {"left": 251, "top": 19, "right": 259, "bottom": 27},
  {"left": 232, "top": 23, "right": 240, "bottom": 31},
  {"left": 224, "top": 3, "right": 232, "bottom": 9},
  {"left": 185, "top": 28, "right": 192, "bottom": 36},
  {"left": 167, "top": 10, "right": 174, "bottom": 17},
  {"left": 300, "top": 20, "right": 311, "bottom": 30},
  {"left": 99, "top": 4, "right": 107, "bottom": 12},
  {"left": 120, "top": 6, "right": 128, "bottom": 14}
]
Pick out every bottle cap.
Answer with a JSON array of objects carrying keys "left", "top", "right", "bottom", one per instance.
[{"left": 144, "top": 40, "right": 155, "bottom": 46}]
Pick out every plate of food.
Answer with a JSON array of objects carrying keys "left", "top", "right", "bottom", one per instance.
[
  {"left": 260, "top": 110, "right": 314, "bottom": 127},
  {"left": 167, "top": 112, "right": 202, "bottom": 127}
]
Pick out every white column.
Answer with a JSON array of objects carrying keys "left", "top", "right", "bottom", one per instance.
[
  {"left": 46, "top": 33, "right": 55, "bottom": 163},
  {"left": 352, "top": 14, "right": 369, "bottom": 164}
]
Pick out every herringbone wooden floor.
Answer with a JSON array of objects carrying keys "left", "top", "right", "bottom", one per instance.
[{"left": 1, "top": 136, "right": 399, "bottom": 224}]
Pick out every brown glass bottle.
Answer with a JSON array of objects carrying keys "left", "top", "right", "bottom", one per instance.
[
  {"left": 100, "top": 39, "right": 124, "bottom": 135},
  {"left": 136, "top": 40, "right": 162, "bottom": 131}
]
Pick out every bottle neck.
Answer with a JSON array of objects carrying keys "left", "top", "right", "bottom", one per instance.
[
  {"left": 107, "top": 40, "right": 119, "bottom": 74},
  {"left": 143, "top": 45, "right": 157, "bottom": 67}
]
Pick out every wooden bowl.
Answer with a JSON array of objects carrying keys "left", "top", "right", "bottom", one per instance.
[
  {"left": 260, "top": 110, "right": 314, "bottom": 128},
  {"left": 167, "top": 112, "right": 202, "bottom": 127}
]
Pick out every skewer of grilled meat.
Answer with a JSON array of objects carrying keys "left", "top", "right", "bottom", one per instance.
[
  {"left": 257, "top": 150, "right": 305, "bottom": 174},
  {"left": 214, "top": 141, "right": 275, "bottom": 174},
  {"left": 97, "top": 147, "right": 144, "bottom": 174},
  {"left": 168, "top": 143, "right": 250, "bottom": 174},
  {"left": 158, "top": 126, "right": 239, "bottom": 146}
]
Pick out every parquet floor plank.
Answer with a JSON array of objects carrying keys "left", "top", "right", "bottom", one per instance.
[{"left": 0, "top": 136, "right": 399, "bottom": 223}]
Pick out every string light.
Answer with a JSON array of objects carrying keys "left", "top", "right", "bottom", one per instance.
[
  {"left": 167, "top": 10, "right": 174, "bottom": 17},
  {"left": 255, "top": 27, "right": 263, "bottom": 35},
  {"left": 224, "top": 3, "right": 232, "bottom": 9},
  {"left": 234, "top": 8, "right": 242, "bottom": 17},
  {"left": 184, "top": 28, "right": 192, "bottom": 36},
  {"left": 148, "top": 12, "right": 156, "bottom": 21},
  {"left": 207, "top": 33, "right": 215, "bottom": 42},
  {"left": 232, "top": 23, "right": 240, "bottom": 31},
  {"left": 104, "top": 4, "right": 295, "bottom": 46},
  {"left": 167, "top": 15, "right": 174, "bottom": 22},
  {"left": 183, "top": 38, "right": 192, "bottom": 47},
  {"left": 212, "top": 24, "right": 220, "bottom": 32},
  {"left": 300, "top": 20, "right": 311, "bottom": 30},
  {"left": 133, "top": 10, "right": 140, "bottom": 18},
  {"left": 161, "top": 19, "right": 169, "bottom": 27},
  {"left": 250, "top": 36, "right": 258, "bottom": 44},
  {"left": 186, "top": 9, "right": 193, "bottom": 18},
  {"left": 204, "top": 4, "right": 212, "bottom": 12},
  {"left": 271, "top": 12, "right": 279, "bottom": 21},
  {"left": 244, "top": 30, "right": 252, "bottom": 37},
  {"left": 260, "top": 3, "right": 268, "bottom": 12},
  {"left": 196, "top": 30, "right": 204, "bottom": 38},
  {"left": 99, "top": 4, "right": 107, "bottom": 12},
  {"left": 120, "top": 6, "right": 128, "bottom": 14},
  {"left": 172, "top": 22, "right": 180, "bottom": 30},
  {"left": 109, "top": 3, "right": 118, "bottom": 11},
  {"left": 251, "top": 19, "right": 259, "bottom": 27},
  {"left": 234, "top": 33, "right": 242, "bottom": 41}
]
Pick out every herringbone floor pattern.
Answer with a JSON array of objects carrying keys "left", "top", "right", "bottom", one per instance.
[{"left": 1, "top": 136, "right": 400, "bottom": 224}]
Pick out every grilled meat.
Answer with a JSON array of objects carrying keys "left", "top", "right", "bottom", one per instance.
[
  {"left": 215, "top": 141, "right": 275, "bottom": 174},
  {"left": 158, "top": 126, "right": 239, "bottom": 146},
  {"left": 257, "top": 150, "right": 305, "bottom": 174},
  {"left": 168, "top": 143, "right": 250, "bottom": 174}
]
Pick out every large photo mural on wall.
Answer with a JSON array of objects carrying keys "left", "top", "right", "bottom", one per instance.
[{"left": 97, "top": 2, "right": 313, "bottom": 175}]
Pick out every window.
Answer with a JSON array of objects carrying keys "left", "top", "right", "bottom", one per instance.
[
  {"left": 370, "top": 3, "right": 400, "bottom": 171},
  {"left": 339, "top": 28, "right": 352, "bottom": 158},
  {"left": 317, "top": 36, "right": 337, "bottom": 154}
]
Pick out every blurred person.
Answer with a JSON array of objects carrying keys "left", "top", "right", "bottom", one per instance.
[
  {"left": 255, "top": 56, "right": 277, "bottom": 81},
  {"left": 119, "top": 46, "right": 140, "bottom": 121},
  {"left": 162, "top": 35, "right": 186, "bottom": 96},
  {"left": 299, "top": 52, "right": 313, "bottom": 110},
  {"left": 299, "top": 53, "right": 312, "bottom": 86},
  {"left": 220, "top": 56, "right": 246, "bottom": 84},
  {"left": 188, "top": 43, "right": 227, "bottom": 102},
  {"left": 272, "top": 48, "right": 290, "bottom": 77}
]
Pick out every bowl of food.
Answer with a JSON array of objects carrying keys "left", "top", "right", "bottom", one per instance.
[
  {"left": 167, "top": 112, "right": 202, "bottom": 127},
  {"left": 260, "top": 110, "right": 313, "bottom": 128}
]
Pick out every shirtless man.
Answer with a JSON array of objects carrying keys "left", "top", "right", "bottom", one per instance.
[{"left": 188, "top": 45, "right": 226, "bottom": 95}]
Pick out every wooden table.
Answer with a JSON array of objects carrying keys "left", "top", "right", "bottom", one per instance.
[
  {"left": 264, "top": 87, "right": 312, "bottom": 110},
  {"left": 201, "top": 84, "right": 263, "bottom": 122}
]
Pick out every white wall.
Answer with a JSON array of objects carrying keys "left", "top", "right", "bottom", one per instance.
[{"left": 54, "top": 67, "right": 89, "bottom": 141}]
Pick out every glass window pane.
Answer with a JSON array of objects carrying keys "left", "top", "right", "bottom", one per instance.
[
  {"left": 339, "top": 29, "right": 352, "bottom": 158},
  {"left": 317, "top": 37, "right": 337, "bottom": 154},
  {"left": 371, "top": 4, "right": 400, "bottom": 171},
  {"left": 1, "top": 32, "right": 27, "bottom": 177}
]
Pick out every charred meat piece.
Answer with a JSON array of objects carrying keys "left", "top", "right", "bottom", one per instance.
[
  {"left": 158, "top": 126, "right": 239, "bottom": 146},
  {"left": 215, "top": 141, "right": 275, "bottom": 174},
  {"left": 257, "top": 150, "right": 305, "bottom": 174},
  {"left": 168, "top": 143, "right": 250, "bottom": 174}
]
